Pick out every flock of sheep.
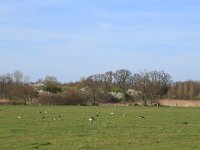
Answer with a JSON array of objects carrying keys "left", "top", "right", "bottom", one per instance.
[
  {"left": 17, "top": 110, "right": 62, "bottom": 120},
  {"left": 17, "top": 110, "right": 145, "bottom": 122},
  {"left": 88, "top": 112, "right": 145, "bottom": 122}
]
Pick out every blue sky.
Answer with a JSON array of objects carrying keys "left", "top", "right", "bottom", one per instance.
[{"left": 0, "top": 0, "right": 200, "bottom": 82}]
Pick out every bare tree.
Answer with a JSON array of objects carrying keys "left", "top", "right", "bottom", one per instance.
[
  {"left": 114, "top": 69, "right": 132, "bottom": 93},
  {"left": 14, "top": 70, "right": 23, "bottom": 83},
  {"left": 133, "top": 71, "right": 150, "bottom": 104},
  {"left": 148, "top": 70, "right": 171, "bottom": 99},
  {"left": 23, "top": 75, "right": 30, "bottom": 84},
  {"left": 189, "top": 81, "right": 195, "bottom": 99},
  {"left": 80, "top": 76, "right": 101, "bottom": 105},
  {"left": 159, "top": 71, "right": 171, "bottom": 97},
  {"left": 0, "top": 75, "right": 13, "bottom": 97},
  {"left": 168, "top": 81, "right": 200, "bottom": 100},
  {"left": 102, "top": 71, "right": 113, "bottom": 92}
]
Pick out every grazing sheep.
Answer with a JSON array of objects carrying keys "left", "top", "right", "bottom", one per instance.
[
  {"left": 123, "top": 114, "right": 127, "bottom": 117},
  {"left": 95, "top": 112, "right": 99, "bottom": 117},
  {"left": 18, "top": 116, "right": 21, "bottom": 119},
  {"left": 53, "top": 117, "right": 57, "bottom": 120},
  {"left": 45, "top": 110, "right": 47, "bottom": 114},
  {"left": 38, "top": 110, "right": 41, "bottom": 114},
  {"left": 138, "top": 115, "right": 145, "bottom": 119},
  {"left": 89, "top": 117, "right": 95, "bottom": 122},
  {"left": 110, "top": 112, "right": 115, "bottom": 115},
  {"left": 183, "top": 121, "right": 188, "bottom": 125}
]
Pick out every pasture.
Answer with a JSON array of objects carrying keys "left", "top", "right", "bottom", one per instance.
[{"left": 1, "top": 105, "right": 200, "bottom": 150}]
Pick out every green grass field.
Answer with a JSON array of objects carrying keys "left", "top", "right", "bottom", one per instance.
[{"left": 1, "top": 105, "right": 200, "bottom": 150}]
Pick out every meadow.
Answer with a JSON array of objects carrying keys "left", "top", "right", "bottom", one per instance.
[{"left": 1, "top": 105, "right": 200, "bottom": 150}]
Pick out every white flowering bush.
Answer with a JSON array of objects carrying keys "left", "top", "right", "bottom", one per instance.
[
  {"left": 126, "top": 89, "right": 142, "bottom": 100},
  {"left": 108, "top": 92, "right": 124, "bottom": 102}
]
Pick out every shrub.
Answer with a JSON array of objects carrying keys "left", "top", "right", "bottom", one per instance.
[{"left": 38, "top": 89, "right": 88, "bottom": 105}]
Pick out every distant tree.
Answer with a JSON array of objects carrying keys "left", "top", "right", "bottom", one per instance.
[
  {"left": 102, "top": 71, "right": 113, "bottom": 92},
  {"left": 133, "top": 71, "right": 150, "bottom": 105},
  {"left": 6, "top": 84, "right": 38, "bottom": 104},
  {"left": 13, "top": 70, "right": 23, "bottom": 83},
  {"left": 114, "top": 69, "right": 132, "bottom": 94},
  {"left": 23, "top": 75, "right": 30, "bottom": 84},
  {"left": 0, "top": 75, "right": 13, "bottom": 98},
  {"left": 36, "top": 78, "right": 43, "bottom": 83},
  {"left": 177, "top": 83, "right": 183, "bottom": 99},
  {"left": 148, "top": 71, "right": 161, "bottom": 99},
  {"left": 159, "top": 71, "right": 171, "bottom": 97},
  {"left": 168, "top": 81, "right": 200, "bottom": 100},
  {"left": 43, "top": 76, "right": 62, "bottom": 93},
  {"left": 148, "top": 70, "right": 171, "bottom": 99},
  {"left": 133, "top": 70, "right": 171, "bottom": 102},
  {"left": 189, "top": 81, "right": 195, "bottom": 99},
  {"left": 44, "top": 76, "right": 58, "bottom": 84},
  {"left": 80, "top": 75, "right": 103, "bottom": 105}
]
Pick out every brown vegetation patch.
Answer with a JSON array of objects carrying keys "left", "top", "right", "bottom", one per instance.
[
  {"left": 159, "top": 99, "right": 200, "bottom": 107},
  {"left": 0, "top": 99, "right": 13, "bottom": 105}
]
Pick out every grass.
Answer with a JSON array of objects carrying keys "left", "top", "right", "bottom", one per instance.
[{"left": 1, "top": 105, "right": 200, "bottom": 150}]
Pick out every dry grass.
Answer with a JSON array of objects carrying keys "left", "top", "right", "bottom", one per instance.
[
  {"left": 0, "top": 99, "right": 11, "bottom": 105},
  {"left": 159, "top": 99, "right": 200, "bottom": 107}
]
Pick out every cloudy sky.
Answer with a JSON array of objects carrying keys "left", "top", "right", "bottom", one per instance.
[{"left": 1, "top": 0, "right": 200, "bottom": 82}]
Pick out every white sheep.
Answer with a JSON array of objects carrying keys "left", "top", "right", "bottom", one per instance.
[{"left": 89, "top": 117, "right": 95, "bottom": 122}]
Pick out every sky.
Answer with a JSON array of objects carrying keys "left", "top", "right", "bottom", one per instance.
[{"left": 0, "top": 0, "right": 200, "bottom": 82}]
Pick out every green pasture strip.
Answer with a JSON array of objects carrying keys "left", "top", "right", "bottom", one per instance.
[{"left": 0, "top": 105, "right": 200, "bottom": 150}]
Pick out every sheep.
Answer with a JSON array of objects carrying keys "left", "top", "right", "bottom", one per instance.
[
  {"left": 138, "top": 115, "right": 145, "bottom": 119},
  {"left": 38, "top": 110, "right": 42, "bottom": 114},
  {"left": 95, "top": 112, "right": 100, "bottom": 117},
  {"left": 18, "top": 116, "right": 21, "bottom": 119},
  {"left": 89, "top": 117, "right": 95, "bottom": 122},
  {"left": 123, "top": 114, "right": 127, "bottom": 117}
]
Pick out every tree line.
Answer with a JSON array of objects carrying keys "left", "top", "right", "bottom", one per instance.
[{"left": 0, "top": 69, "right": 200, "bottom": 105}]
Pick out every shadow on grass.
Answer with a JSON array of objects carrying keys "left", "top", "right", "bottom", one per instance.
[{"left": 31, "top": 142, "right": 52, "bottom": 149}]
